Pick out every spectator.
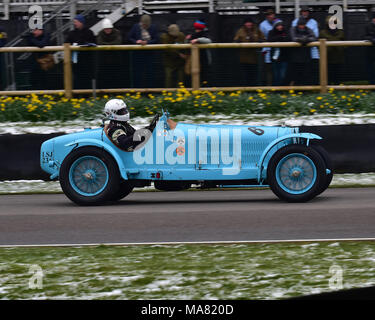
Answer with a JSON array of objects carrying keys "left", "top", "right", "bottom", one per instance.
[
  {"left": 364, "top": 13, "right": 375, "bottom": 84},
  {"left": 128, "top": 14, "right": 159, "bottom": 45},
  {"left": 97, "top": 18, "right": 123, "bottom": 89},
  {"left": 96, "top": 18, "right": 122, "bottom": 45},
  {"left": 128, "top": 15, "right": 159, "bottom": 88},
  {"left": 292, "top": 6, "right": 319, "bottom": 57},
  {"left": 267, "top": 20, "right": 291, "bottom": 86},
  {"left": 0, "top": 27, "right": 7, "bottom": 90},
  {"left": 65, "top": 14, "right": 96, "bottom": 89},
  {"left": 0, "top": 27, "right": 6, "bottom": 47},
  {"left": 160, "top": 24, "right": 186, "bottom": 88},
  {"left": 26, "top": 27, "right": 50, "bottom": 49},
  {"left": 66, "top": 14, "right": 95, "bottom": 45},
  {"left": 234, "top": 17, "right": 264, "bottom": 86},
  {"left": 185, "top": 20, "right": 212, "bottom": 86},
  {"left": 320, "top": 16, "right": 345, "bottom": 85},
  {"left": 260, "top": 9, "right": 279, "bottom": 85},
  {"left": 26, "top": 27, "right": 51, "bottom": 90},
  {"left": 292, "top": 6, "right": 320, "bottom": 84},
  {"left": 290, "top": 18, "right": 317, "bottom": 85}
]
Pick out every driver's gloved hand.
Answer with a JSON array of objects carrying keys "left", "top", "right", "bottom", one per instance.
[{"left": 146, "top": 113, "right": 160, "bottom": 132}]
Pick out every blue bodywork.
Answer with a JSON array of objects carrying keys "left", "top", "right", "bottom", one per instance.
[{"left": 40, "top": 112, "right": 322, "bottom": 187}]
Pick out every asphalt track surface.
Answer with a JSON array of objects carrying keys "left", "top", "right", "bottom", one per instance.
[{"left": 0, "top": 188, "right": 374, "bottom": 246}]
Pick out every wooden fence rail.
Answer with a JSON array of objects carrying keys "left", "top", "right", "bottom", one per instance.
[{"left": 0, "top": 40, "right": 374, "bottom": 98}]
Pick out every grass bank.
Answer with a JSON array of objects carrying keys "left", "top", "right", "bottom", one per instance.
[{"left": 0, "top": 241, "right": 374, "bottom": 299}]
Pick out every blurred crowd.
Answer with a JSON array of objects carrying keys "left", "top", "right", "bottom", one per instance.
[{"left": 2, "top": 6, "right": 375, "bottom": 90}]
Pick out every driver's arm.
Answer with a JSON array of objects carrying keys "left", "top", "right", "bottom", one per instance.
[{"left": 109, "top": 128, "right": 144, "bottom": 151}]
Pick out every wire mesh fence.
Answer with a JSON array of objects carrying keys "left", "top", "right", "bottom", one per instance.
[{"left": 1, "top": 41, "right": 375, "bottom": 96}]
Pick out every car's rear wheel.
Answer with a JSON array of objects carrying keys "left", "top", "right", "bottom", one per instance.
[
  {"left": 267, "top": 145, "right": 326, "bottom": 202},
  {"left": 60, "top": 147, "right": 120, "bottom": 205}
]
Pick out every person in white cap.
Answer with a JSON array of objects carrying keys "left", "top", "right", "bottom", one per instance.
[
  {"left": 96, "top": 19, "right": 123, "bottom": 88},
  {"left": 97, "top": 18, "right": 122, "bottom": 45}
]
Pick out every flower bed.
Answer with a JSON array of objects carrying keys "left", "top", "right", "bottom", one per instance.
[{"left": 0, "top": 87, "right": 374, "bottom": 122}]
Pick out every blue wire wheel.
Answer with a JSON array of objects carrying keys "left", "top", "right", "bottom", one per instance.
[
  {"left": 275, "top": 153, "right": 317, "bottom": 195},
  {"left": 68, "top": 156, "right": 109, "bottom": 197}
]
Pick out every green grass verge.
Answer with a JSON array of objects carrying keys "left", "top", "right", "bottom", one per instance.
[
  {"left": 1, "top": 89, "right": 375, "bottom": 122},
  {"left": 1, "top": 242, "right": 374, "bottom": 300}
]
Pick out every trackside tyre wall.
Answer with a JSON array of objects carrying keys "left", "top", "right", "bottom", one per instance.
[
  {"left": 267, "top": 145, "right": 327, "bottom": 202},
  {"left": 300, "top": 124, "right": 375, "bottom": 173},
  {"left": 59, "top": 147, "right": 120, "bottom": 205}
]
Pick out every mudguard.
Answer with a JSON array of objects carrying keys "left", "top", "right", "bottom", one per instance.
[
  {"left": 65, "top": 139, "right": 128, "bottom": 180},
  {"left": 257, "top": 133, "right": 322, "bottom": 182}
]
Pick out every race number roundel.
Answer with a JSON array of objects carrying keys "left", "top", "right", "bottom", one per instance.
[{"left": 176, "top": 146, "right": 185, "bottom": 156}]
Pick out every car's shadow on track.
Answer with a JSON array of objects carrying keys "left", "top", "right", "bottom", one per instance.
[
  {"left": 106, "top": 193, "right": 333, "bottom": 207},
  {"left": 49, "top": 197, "right": 281, "bottom": 207},
  {"left": 110, "top": 198, "right": 281, "bottom": 206},
  {"left": 43, "top": 192, "right": 333, "bottom": 207}
]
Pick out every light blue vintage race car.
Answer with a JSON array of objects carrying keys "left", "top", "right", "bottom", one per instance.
[{"left": 40, "top": 111, "right": 333, "bottom": 205}]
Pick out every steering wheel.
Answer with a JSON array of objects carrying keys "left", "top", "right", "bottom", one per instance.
[{"left": 148, "top": 113, "right": 160, "bottom": 132}]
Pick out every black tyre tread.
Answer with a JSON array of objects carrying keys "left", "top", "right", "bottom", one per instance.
[
  {"left": 59, "top": 147, "right": 120, "bottom": 206},
  {"left": 311, "top": 144, "right": 333, "bottom": 194},
  {"left": 267, "top": 144, "right": 326, "bottom": 203},
  {"left": 109, "top": 181, "right": 134, "bottom": 201}
]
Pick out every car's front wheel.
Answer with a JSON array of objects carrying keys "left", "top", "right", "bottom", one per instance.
[
  {"left": 60, "top": 147, "right": 120, "bottom": 205},
  {"left": 311, "top": 144, "right": 333, "bottom": 195},
  {"left": 267, "top": 145, "right": 326, "bottom": 202}
]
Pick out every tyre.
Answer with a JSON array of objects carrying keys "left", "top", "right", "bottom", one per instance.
[
  {"left": 267, "top": 144, "right": 326, "bottom": 202},
  {"left": 154, "top": 181, "right": 191, "bottom": 191},
  {"left": 60, "top": 147, "right": 120, "bottom": 205},
  {"left": 311, "top": 144, "right": 333, "bottom": 195},
  {"left": 109, "top": 181, "right": 134, "bottom": 201}
]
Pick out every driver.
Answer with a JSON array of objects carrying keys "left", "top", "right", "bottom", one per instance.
[{"left": 104, "top": 99, "right": 159, "bottom": 151}]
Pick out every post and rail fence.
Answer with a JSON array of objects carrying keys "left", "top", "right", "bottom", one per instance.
[{"left": 1, "top": 40, "right": 375, "bottom": 99}]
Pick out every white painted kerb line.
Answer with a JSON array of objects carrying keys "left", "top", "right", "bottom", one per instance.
[{"left": 1, "top": 238, "right": 375, "bottom": 248}]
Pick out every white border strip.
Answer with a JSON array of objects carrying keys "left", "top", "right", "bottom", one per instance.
[{"left": 1, "top": 238, "right": 375, "bottom": 248}]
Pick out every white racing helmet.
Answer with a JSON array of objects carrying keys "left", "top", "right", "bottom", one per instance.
[{"left": 103, "top": 99, "right": 130, "bottom": 122}]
